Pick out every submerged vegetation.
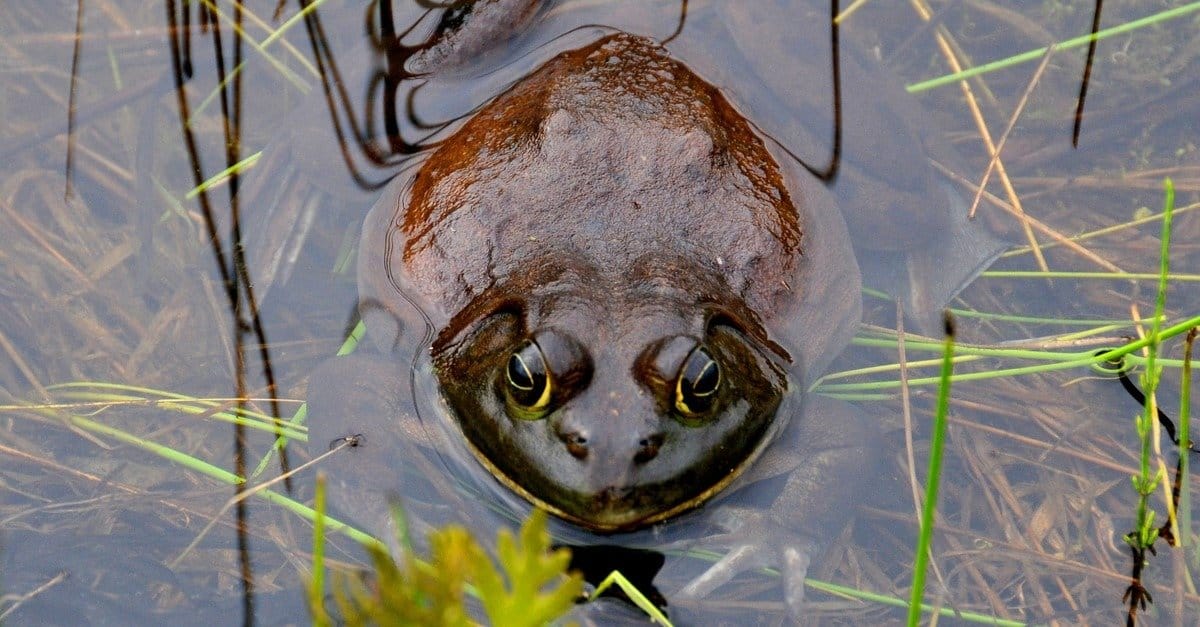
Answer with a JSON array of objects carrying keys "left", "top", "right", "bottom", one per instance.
[{"left": 1, "top": 0, "right": 1199, "bottom": 624}]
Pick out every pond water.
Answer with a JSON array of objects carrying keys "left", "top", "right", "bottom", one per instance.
[{"left": 2, "top": 1, "right": 1199, "bottom": 624}]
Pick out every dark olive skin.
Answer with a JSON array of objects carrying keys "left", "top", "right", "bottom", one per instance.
[{"left": 305, "top": 0, "right": 1008, "bottom": 618}]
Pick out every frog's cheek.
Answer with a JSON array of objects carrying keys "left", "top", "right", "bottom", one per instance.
[{"left": 768, "top": 149, "right": 861, "bottom": 388}]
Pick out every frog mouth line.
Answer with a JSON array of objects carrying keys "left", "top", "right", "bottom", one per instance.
[{"left": 459, "top": 421, "right": 781, "bottom": 534}]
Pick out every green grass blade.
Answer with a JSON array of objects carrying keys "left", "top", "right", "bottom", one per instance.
[
  {"left": 184, "top": 152, "right": 262, "bottom": 199},
  {"left": 337, "top": 321, "right": 366, "bottom": 356},
  {"left": 807, "top": 578, "right": 1025, "bottom": 626},
  {"left": 982, "top": 270, "right": 1200, "bottom": 282},
  {"left": 9, "top": 398, "right": 383, "bottom": 551},
  {"left": 907, "top": 2, "right": 1200, "bottom": 93},
  {"left": 253, "top": 320, "right": 364, "bottom": 477},
  {"left": 309, "top": 473, "right": 331, "bottom": 627},
  {"left": 1180, "top": 329, "right": 1195, "bottom": 548},
  {"left": 590, "top": 570, "right": 672, "bottom": 626},
  {"left": 817, "top": 315, "right": 1200, "bottom": 394},
  {"left": 907, "top": 312, "right": 956, "bottom": 626}
]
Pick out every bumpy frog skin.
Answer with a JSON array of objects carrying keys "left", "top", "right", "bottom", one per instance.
[
  {"left": 303, "top": 0, "right": 1007, "bottom": 619},
  {"left": 381, "top": 32, "right": 865, "bottom": 533}
]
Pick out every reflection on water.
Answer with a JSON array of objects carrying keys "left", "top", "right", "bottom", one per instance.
[{"left": 1, "top": 1, "right": 1199, "bottom": 624}]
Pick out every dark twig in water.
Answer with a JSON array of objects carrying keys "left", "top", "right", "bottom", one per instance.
[
  {"left": 814, "top": 0, "right": 841, "bottom": 182},
  {"left": 660, "top": 0, "right": 688, "bottom": 45},
  {"left": 299, "top": 2, "right": 408, "bottom": 190},
  {"left": 1073, "top": 0, "right": 1104, "bottom": 147},
  {"left": 64, "top": 0, "right": 83, "bottom": 200},
  {"left": 203, "top": 8, "right": 255, "bottom": 624},
  {"left": 1123, "top": 543, "right": 1152, "bottom": 627}
]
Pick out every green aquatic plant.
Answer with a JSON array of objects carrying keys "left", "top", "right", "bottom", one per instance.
[
  {"left": 1120, "top": 179, "right": 1191, "bottom": 624},
  {"left": 308, "top": 484, "right": 583, "bottom": 627}
]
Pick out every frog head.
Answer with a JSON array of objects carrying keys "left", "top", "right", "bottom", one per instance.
[{"left": 429, "top": 258, "right": 791, "bottom": 531}]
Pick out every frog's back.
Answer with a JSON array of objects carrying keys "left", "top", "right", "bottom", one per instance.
[{"left": 397, "top": 34, "right": 808, "bottom": 319}]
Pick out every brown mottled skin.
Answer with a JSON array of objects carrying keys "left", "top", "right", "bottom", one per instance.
[
  {"left": 307, "top": 0, "right": 1005, "bottom": 617},
  {"left": 357, "top": 32, "right": 861, "bottom": 532}
]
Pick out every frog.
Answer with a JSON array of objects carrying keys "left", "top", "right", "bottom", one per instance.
[{"left": 299, "top": 0, "right": 1009, "bottom": 620}]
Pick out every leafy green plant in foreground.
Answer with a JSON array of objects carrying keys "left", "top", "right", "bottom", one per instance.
[
  {"left": 309, "top": 483, "right": 584, "bottom": 627},
  {"left": 1119, "top": 179, "right": 1193, "bottom": 625}
]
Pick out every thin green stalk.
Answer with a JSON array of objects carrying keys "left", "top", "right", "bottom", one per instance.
[
  {"left": 252, "top": 401, "right": 306, "bottom": 479},
  {"left": 337, "top": 321, "right": 367, "bottom": 356},
  {"left": 983, "top": 270, "right": 1200, "bottom": 282},
  {"left": 70, "top": 410, "right": 244, "bottom": 484},
  {"left": 818, "top": 354, "right": 981, "bottom": 382},
  {"left": 863, "top": 287, "right": 1143, "bottom": 326},
  {"left": 1180, "top": 329, "right": 1195, "bottom": 547},
  {"left": 816, "top": 392, "right": 898, "bottom": 401},
  {"left": 45, "top": 381, "right": 291, "bottom": 424},
  {"left": 817, "top": 315, "right": 1200, "bottom": 393},
  {"left": 42, "top": 389, "right": 304, "bottom": 440},
  {"left": 907, "top": 312, "right": 956, "bottom": 626},
  {"left": 1126, "top": 179, "right": 1174, "bottom": 562},
  {"left": 17, "top": 400, "right": 383, "bottom": 550},
  {"left": 185, "top": 152, "right": 262, "bottom": 199},
  {"left": 939, "top": 310, "right": 1141, "bottom": 326},
  {"left": 310, "top": 473, "right": 331, "bottom": 627},
  {"left": 907, "top": 2, "right": 1200, "bottom": 92},
  {"left": 591, "top": 571, "right": 672, "bottom": 626},
  {"left": 807, "top": 578, "right": 1024, "bottom": 626},
  {"left": 1145, "top": 181, "right": 1176, "bottom": 544}
]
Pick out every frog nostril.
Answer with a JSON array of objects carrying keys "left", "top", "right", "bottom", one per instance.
[
  {"left": 559, "top": 431, "right": 589, "bottom": 459},
  {"left": 634, "top": 433, "right": 664, "bottom": 464}
]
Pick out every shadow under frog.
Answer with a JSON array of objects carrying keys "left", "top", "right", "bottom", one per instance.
[{"left": 304, "top": 2, "right": 1007, "bottom": 619}]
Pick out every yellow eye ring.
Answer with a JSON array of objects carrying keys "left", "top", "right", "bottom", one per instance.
[
  {"left": 674, "top": 346, "right": 720, "bottom": 416},
  {"left": 506, "top": 340, "right": 552, "bottom": 413}
]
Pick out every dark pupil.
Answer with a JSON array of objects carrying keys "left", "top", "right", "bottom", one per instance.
[
  {"left": 506, "top": 343, "right": 546, "bottom": 406},
  {"left": 682, "top": 348, "right": 720, "bottom": 404}
]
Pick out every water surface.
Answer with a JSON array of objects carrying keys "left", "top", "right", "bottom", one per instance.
[{"left": 2, "top": 1, "right": 1199, "bottom": 624}]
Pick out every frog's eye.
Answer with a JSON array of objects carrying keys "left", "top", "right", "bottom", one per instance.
[
  {"left": 506, "top": 340, "right": 552, "bottom": 413},
  {"left": 674, "top": 346, "right": 720, "bottom": 416}
]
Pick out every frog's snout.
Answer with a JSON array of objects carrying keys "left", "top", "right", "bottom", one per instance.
[{"left": 555, "top": 424, "right": 665, "bottom": 466}]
